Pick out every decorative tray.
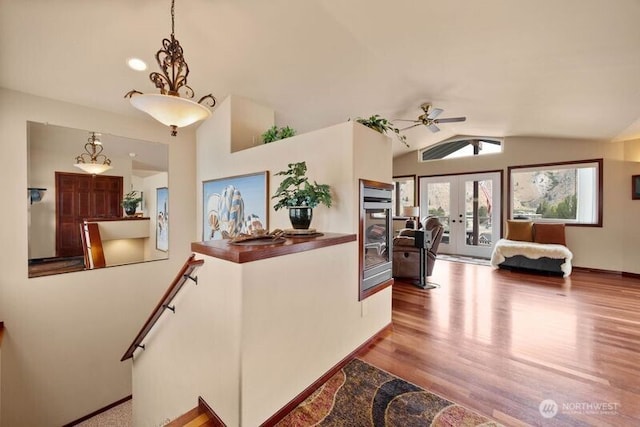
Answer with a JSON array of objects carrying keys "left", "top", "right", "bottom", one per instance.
[
  {"left": 227, "top": 229, "right": 285, "bottom": 245},
  {"left": 228, "top": 237, "right": 286, "bottom": 246}
]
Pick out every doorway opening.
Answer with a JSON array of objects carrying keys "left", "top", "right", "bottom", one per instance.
[{"left": 419, "top": 171, "right": 502, "bottom": 259}]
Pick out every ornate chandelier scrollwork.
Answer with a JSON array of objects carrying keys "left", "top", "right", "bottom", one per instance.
[
  {"left": 74, "top": 132, "right": 113, "bottom": 175},
  {"left": 124, "top": 0, "right": 216, "bottom": 136}
]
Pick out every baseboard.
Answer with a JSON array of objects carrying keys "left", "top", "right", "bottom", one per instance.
[
  {"left": 259, "top": 322, "right": 393, "bottom": 427},
  {"left": 573, "top": 266, "right": 640, "bottom": 279},
  {"left": 62, "top": 394, "right": 132, "bottom": 427},
  {"left": 198, "top": 396, "right": 226, "bottom": 426}
]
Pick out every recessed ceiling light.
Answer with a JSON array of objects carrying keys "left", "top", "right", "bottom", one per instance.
[{"left": 127, "top": 58, "right": 147, "bottom": 71}]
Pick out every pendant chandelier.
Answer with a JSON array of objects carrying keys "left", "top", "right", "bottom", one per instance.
[
  {"left": 74, "top": 132, "right": 113, "bottom": 175},
  {"left": 125, "top": 0, "right": 216, "bottom": 136}
]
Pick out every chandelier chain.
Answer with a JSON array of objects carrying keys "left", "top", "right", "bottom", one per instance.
[{"left": 171, "top": 0, "right": 175, "bottom": 38}]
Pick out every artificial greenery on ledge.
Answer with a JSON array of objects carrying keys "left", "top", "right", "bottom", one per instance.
[
  {"left": 262, "top": 125, "right": 297, "bottom": 143},
  {"left": 272, "top": 161, "right": 332, "bottom": 210},
  {"left": 352, "top": 115, "right": 409, "bottom": 148},
  {"left": 122, "top": 190, "right": 142, "bottom": 211}
]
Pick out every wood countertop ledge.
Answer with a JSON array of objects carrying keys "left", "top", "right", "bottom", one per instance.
[
  {"left": 191, "top": 233, "right": 356, "bottom": 264},
  {"left": 83, "top": 217, "right": 150, "bottom": 222}
]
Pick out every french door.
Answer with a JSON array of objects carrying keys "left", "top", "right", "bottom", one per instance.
[{"left": 419, "top": 171, "right": 501, "bottom": 258}]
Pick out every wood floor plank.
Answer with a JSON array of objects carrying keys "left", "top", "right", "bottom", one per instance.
[{"left": 357, "top": 260, "right": 640, "bottom": 426}]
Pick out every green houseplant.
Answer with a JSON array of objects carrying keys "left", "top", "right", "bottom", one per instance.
[
  {"left": 272, "top": 161, "right": 332, "bottom": 229},
  {"left": 122, "top": 190, "right": 142, "bottom": 216},
  {"left": 353, "top": 115, "right": 409, "bottom": 148},
  {"left": 262, "top": 125, "right": 297, "bottom": 143}
]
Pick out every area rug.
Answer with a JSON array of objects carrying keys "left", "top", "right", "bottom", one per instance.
[{"left": 276, "top": 358, "right": 500, "bottom": 426}]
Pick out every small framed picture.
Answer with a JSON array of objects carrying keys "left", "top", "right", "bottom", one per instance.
[
  {"left": 633, "top": 175, "right": 640, "bottom": 200},
  {"left": 156, "top": 187, "right": 169, "bottom": 252}
]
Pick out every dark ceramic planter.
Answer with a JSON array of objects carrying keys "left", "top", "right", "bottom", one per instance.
[
  {"left": 289, "top": 206, "right": 313, "bottom": 229},
  {"left": 124, "top": 206, "right": 137, "bottom": 216}
]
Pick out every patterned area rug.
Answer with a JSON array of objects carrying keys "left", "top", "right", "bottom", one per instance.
[{"left": 276, "top": 359, "right": 500, "bottom": 426}]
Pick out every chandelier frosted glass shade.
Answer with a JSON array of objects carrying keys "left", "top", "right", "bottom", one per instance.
[
  {"left": 74, "top": 162, "right": 113, "bottom": 175},
  {"left": 129, "top": 94, "right": 212, "bottom": 129}
]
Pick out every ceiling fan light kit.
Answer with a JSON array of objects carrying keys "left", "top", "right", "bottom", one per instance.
[
  {"left": 396, "top": 102, "right": 466, "bottom": 133},
  {"left": 124, "top": 0, "right": 216, "bottom": 136}
]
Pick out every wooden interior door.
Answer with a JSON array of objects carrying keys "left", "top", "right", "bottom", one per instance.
[
  {"left": 55, "top": 172, "right": 123, "bottom": 257},
  {"left": 92, "top": 175, "right": 123, "bottom": 217}
]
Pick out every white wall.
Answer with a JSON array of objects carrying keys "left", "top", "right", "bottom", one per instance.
[
  {"left": 142, "top": 172, "right": 169, "bottom": 260},
  {"left": 0, "top": 87, "right": 197, "bottom": 427},
  {"left": 622, "top": 139, "right": 640, "bottom": 274},
  {"left": 132, "top": 96, "right": 394, "bottom": 426},
  {"left": 196, "top": 96, "right": 393, "bottom": 235},
  {"left": 394, "top": 136, "right": 640, "bottom": 273},
  {"left": 240, "top": 244, "right": 390, "bottom": 427},
  {"left": 230, "top": 96, "right": 274, "bottom": 152},
  {"left": 132, "top": 256, "right": 243, "bottom": 427}
]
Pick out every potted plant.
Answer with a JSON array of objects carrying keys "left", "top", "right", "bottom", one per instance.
[
  {"left": 262, "top": 125, "right": 297, "bottom": 144},
  {"left": 272, "top": 161, "right": 332, "bottom": 229},
  {"left": 352, "top": 115, "right": 409, "bottom": 148},
  {"left": 122, "top": 190, "right": 142, "bottom": 216}
]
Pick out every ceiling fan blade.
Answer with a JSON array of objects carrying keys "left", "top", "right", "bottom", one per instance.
[
  {"left": 393, "top": 119, "right": 420, "bottom": 123},
  {"left": 434, "top": 117, "right": 466, "bottom": 124},
  {"left": 399, "top": 123, "right": 423, "bottom": 131},
  {"left": 427, "top": 123, "right": 440, "bottom": 133},
  {"left": 427, "top": 107, "right": 443, "bottom": 120}
]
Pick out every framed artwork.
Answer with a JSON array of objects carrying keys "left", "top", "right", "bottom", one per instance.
[
  {"left": 203, "top": 171, "right": 269, "bottom": 240},
  {"left": 392, "top": 175, "right": 416, "bottom": 217},
  {"left": 633, "top": 175, "right": 640, "bottom": 200},
  {"left": 156, "top": 187, "right": 169, "bottom": 252}
]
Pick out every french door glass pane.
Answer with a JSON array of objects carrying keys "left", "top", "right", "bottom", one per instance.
[
  {"left": 464, "top": 180, "right": 493, "bottom": 247},
  {"left": 426, "top": 182, "right": 450, "bottom": 244}
]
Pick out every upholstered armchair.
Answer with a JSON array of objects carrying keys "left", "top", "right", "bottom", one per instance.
[{"left": 392, "top": 217, "right": 445, "bottom": 281}]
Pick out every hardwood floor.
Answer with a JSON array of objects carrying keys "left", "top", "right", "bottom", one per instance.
[{"left": 357, "top": 260, "right": 640, "bottom": 427}]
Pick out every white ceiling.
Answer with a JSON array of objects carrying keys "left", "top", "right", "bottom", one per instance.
[{"left": 3, "top": 0, "right": 640, "bottom": 156}]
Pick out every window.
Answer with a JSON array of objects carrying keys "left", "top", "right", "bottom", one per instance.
[
  {"left": 509, "top": 159, "right": 602, "bottom": 226},
  {"left": 420, "top": 138, "right": 502, "bottom": 162}
]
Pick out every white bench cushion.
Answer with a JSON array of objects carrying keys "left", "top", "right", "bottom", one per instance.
[{"left": 491, "top": 238, "right": 573, "bottom": 277}]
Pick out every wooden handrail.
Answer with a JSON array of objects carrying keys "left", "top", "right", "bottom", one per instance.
[{"left": 121, "top": 254, "right": 204, "bottom": 361}]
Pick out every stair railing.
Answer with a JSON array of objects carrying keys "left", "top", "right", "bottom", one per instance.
[{"left": 121, "top": 254, "right": 204, "bottom": 361}]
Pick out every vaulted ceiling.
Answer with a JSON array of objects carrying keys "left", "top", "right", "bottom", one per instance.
[{"left": 2, "top": 0, "right": 639, "bottom": 156}]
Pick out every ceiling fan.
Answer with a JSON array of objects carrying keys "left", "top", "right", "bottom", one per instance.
[{"left": 395, "top": 102, "right": 466, "bottom": 133}]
